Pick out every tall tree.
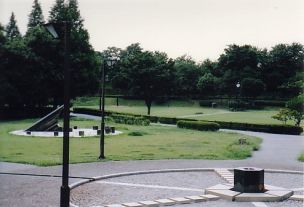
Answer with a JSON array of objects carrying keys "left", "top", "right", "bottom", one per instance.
[
  {"left": 113, "top": 45, "right": 175, "bottom": 115},
  {"left": 264, "top": 43, "right": 304, "bottom": 97},
  {"left": 27, "top": 0, "right": 45, "bottom": 29},
  {"left": 49, "top": 0, "right": 66, "bottom": 22},
  {"left": 174, "top": 55, "right": 201, "bottom": 95},
  {"left": 217, "top": 44, "right": 266, "bottom": 96},
  {"left": 47, "top": 0, "right": 99, "bottom": 105},
  {"left": 5, "top": 12, "right": 21, "bottom": 39}
]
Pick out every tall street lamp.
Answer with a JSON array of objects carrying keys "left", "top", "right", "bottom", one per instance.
[
  {"left": 99, "top": 55, "right": 119, "bottom": 159},
  {"left": 236, "top": 81, "right": 241, "bottom": 111},
  {"left": 44, "top": 21, "right": 71, "bottom": 207}
]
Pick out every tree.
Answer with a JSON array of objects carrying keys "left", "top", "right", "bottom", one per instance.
[
  {"left": 264, "top": 43, "right": 304, "bottom": 97},
  {"left": 240, "top": 78, "right": 265, "bottom": 98},
  {"left": 5, "top": 12, "right": 21, "bottom": 40},
  {"left": 47, "top": 0, "right": 100, "bottom": 105},
  {"left": 27, "top": 0, "right": 45, "bottom": 29},
  {"left": 217, "top": 44, "right": 266, "bottom": 96},
  {"left": 113, "top": 45, "right": 175, "bottom": 115},
  {"left": 271, "top": 108, "right": 291, "bottom": 125},
  {"left": 197, "top": 73, "right": 218, "bottom": 96},
  {"left": 49, "top": 0, "right": 66, "bottom": 22},
  {"left": 174, "top": 55, "right": 201, "bottom": 95}
]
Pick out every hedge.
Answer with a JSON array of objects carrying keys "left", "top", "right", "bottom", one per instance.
[
  {"left": 111, "top": 114, "right": 150, "bottom": 126},
  {"left": 177, "top": 120, "right": 220, "bottom": 131},
  {"left": 73, "top": 107, "right": 156, "bottom": 123},
  {"left": 210, "top": 121, "right": 303, "bottom": 135}
]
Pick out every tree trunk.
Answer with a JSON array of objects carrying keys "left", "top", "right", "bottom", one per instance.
[{"left": 145, "top": 99, "right": 152, "bottom": 115}]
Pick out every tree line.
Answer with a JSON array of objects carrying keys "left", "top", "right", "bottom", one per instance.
[{"left": 0, "top": 0, "right": 303, "bottom": 115}]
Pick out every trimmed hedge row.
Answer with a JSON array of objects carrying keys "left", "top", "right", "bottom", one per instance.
[
  {"left": 209, "top": 121, "right": 303, "bottom": 135},
  {"left": 177, "top": 120, "right": 220, "bottom": 131},
  {"left": 111, "top": 114, "right": 150, "bottom": 126},
  {"left": 73, "top": 107, "right": 303, "bottom": 135}
]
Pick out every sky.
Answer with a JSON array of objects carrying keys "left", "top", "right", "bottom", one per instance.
[{"left": 1, "top": 0, "right": 303, "bottom": 61}]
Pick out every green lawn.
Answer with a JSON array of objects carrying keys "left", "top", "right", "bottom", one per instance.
[
  {"left": 0, "top": 118, "right": 261, "bottom": 166},
  {"left": 193, "top": 109, "right": 294, "bottom": 125},
  {"left": 72, "top": 97, "right": 293, "bottom": 125}
]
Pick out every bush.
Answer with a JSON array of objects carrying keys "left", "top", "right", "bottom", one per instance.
[
  {"left": 143, "top": 115, "right": 159, "bottom": 123},
  {"left": 128, "top": 131, "right": 146, "bottom": 136},
  {"left": 158, "top": 117, "right": 177, "bottom": 124},
  {"left": 213, "top": 121, "right": 303, "bottom": 135},
  {"left": 112, "top": 114, "right": 150, "bottom": 126},
  {"left": 254, "top": 100, "right": 286, "bottom": 107},
  {"left": 177, "top": 120, "right": 219, "bottom": 131},
  {"left": 199, "top": 100, "right": 212, "bottom": 107}
]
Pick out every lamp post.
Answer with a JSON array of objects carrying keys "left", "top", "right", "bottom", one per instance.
[
  {"left": 44, "top": 21, "right": 71, "bottom": 207},
  {"left": 99, "top": 55, "right": 118, "bottom": 159},
  {"left": 236, "top": 81, "right": 241, "bottom": 111}
]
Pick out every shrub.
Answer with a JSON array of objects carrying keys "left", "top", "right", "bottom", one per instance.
[
  {"left": 199, "top": 100, "right": 212, "bottom": 107},
  {"left": 213, "top": 121, "right": 303, "bottom": 135},
  {"left": 158, "top": 117, "right": 177, "bottom": 124},
  {"left": 254, "top": 100, "right": 286, "bottom": 107},
  {"left": 112, "top": 114, "right": 150, "bottom": 126},
  {"left": 177, "top": 120, "right": 219, "bottom": 131},
  {"left": 128, "top": 131, "right": 145, "bottom": 136}
]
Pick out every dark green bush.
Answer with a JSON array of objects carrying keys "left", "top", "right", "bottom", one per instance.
[
  {"left": 128, "top": 131, "right": 145, "bottom": 136},
  {"left": 112, "top": 114, "right": 150, "bottom": 126},
  {"left": 177, "top": 120, "right": 219, "bottom": 131},
  {"left": 158, "top": 117, "right": 177, "bottom": 124},
  {"left": 254, "top": 100, "right": 286, "bottom": 107},
  {"left": 199, "top": 100, "right": 212, "bottom": 107},
  {"left": 143, "top": 115, "right": 159, "bottom": 123},
  {"left": 213, "top": 121, "right": 303, "bottom": 135}
]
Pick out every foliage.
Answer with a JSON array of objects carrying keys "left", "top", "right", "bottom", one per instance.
[
  {"left": 5, "top": 12, "right": 21, "bottom": 40},
  {"left": 174, "top": 55, "right": 201, "bottom": 95},
  {"left": 286, "top": 94, "right": 304, "bottom": 126},
  {"left": 177, "top": 120, "right": 220, "bottom": 131},
  {"left": 271, "top": 108, "right": 290, "bottom": 125},
  {"left": 240, "top": 78, "right": 265, "bottom": 98},
  {"left": 27, "top": 0, "right": 45, "bottom": 29},
  {"left": 197, "top": 73, "right": 218, "bottom": 96},
  {"left": 111, "top": 114, "right": 150, "bottom": 126},
  {"left": 112, "top": 43, "right": 175, "bottom": 115},
  {"left": 212, "top": 120, "right": 303, "bottom": 135}
]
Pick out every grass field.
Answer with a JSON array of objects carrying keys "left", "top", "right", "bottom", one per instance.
[
  {"left": 0, "top": 118, "right": 261, "bottom": 166},
  {"left": 72, "top": 97, "right": 294, "bottom": 125}
]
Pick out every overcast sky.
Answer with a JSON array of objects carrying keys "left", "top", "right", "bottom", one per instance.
[{"left": 1, "top": 0, "right": 303, "bottom": 61}]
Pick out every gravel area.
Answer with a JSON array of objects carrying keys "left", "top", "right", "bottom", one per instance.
[
  {"left": 264, "top": 173, "right": 304, "bottom": 189},
  {"left": 267, "top": 200, "right": 304, "bottom": 207},
  {"left": 174, "top": 200, "right": 256, "bottom": 207}
]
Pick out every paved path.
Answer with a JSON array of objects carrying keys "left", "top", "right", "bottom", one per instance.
[{"left": 0, "top": 115, "right": 303, "bottom": 206}]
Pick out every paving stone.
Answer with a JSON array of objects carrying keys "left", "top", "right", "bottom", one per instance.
[
  {"left": 154, "top": 199, "right": 175, "bottom": 206},
  {"left": 122, "top": 203, "right": 143, "bottom": 207},
  {"left": 234, "top": 193, "right": 279, "bottom": 202},
  {"left": 200, "top": 194, "right": 220, "bottom": 201},
  {"left": 138, "top": 201, "right": 159, "bottom": 207},
  {"left": 266, "top": 190, "right": 293, "bottom": 200},
  {"left": 106, "top": 204, "right": 125, "bottom": 207},
  {"left": 169, "top": 197, "right": 191, "bottom": 204},
  {"left": 185, "top": 196, "right": 207, "bottom": 202},
  {"left": 205, "top": 189, "right": 241, "bottom": 201},
  {"left": 264, "top": 184, "right": 287, "bottom": 191},
  {"left": 206, "top": 184, "right": 232, "bottom": 190},
  {"left": 289, "top": 194, "right": 304, "bottom": 201}
]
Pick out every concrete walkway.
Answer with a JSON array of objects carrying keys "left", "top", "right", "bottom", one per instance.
[{"left": 0, "top": 116, "right": 303, "bottom": 206}]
